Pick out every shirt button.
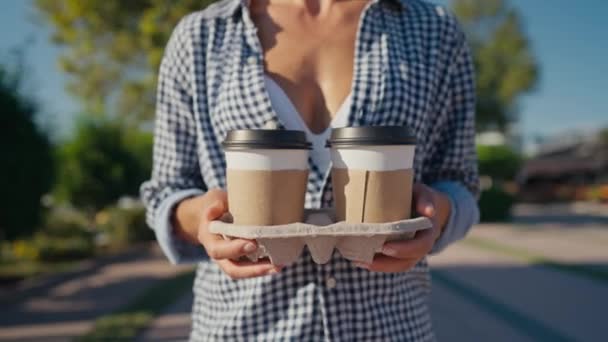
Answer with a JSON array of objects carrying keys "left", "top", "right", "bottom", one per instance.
[
  {"left": 247, "top": 56, "right": 257, "bottom": 65},
  {"left": 326, "top": 277, "right": 337, "bottom": 289}
]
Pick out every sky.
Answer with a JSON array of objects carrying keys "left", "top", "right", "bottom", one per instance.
[{"left": 1, "top": 0, "right": 607, "bottom": 146}]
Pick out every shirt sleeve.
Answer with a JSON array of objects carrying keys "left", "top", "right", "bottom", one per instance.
[
  {"left": 430, "top": 181, "right": 479, "bottom": 254},
  {"left": 140, "top": 18, "right": 207, "bottom": 264},
  {"left": 153, "top": 189, "right": 207, "bottom": 264},
  {"left": 422, "top": 18, "right": 479, "bottom": 197}
]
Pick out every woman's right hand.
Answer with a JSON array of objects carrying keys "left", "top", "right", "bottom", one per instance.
[{"left": 174, "top": 189, "right": 282, "bottom": 279}]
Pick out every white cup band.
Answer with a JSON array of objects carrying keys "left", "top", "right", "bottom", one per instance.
[
  {"left": 225, "top": 149, "right": 309, "bottom": 170},
  {"left": 330, "top": 145, "right": 415, "bottom": 171}
]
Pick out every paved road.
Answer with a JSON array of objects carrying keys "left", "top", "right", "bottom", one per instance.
[
  {"left": 0, "top": 244, "right": 192, "bottom": 342},
  {"left": 138, "top": 222, "right": 608, "bottom": 341}
]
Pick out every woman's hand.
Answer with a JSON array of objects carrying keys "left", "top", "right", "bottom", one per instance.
[
  {"left": 174, "top": 189, "right": 281, "bottom": 279},
  {"left": 353, "top": 183, "right": 451, "bottom": 273}
]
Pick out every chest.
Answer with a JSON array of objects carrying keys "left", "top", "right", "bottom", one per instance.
[{"left": 250, "top": 3, "right": 366, "bottom": 133}]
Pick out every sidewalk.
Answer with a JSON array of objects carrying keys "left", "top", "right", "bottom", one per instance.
[
  {"left": 429, "top": 241, "right": 608, "bottom": 342},
  {"left": 0, "top": 244, "right": 192, "bottom": 342}
]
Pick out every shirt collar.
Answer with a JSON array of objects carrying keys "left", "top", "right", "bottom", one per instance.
[{"left": 228, "top": 0, "right": 405, "bottom": 18}]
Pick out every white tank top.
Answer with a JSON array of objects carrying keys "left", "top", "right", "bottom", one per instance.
[{"left": 264, "top": 76, "right": 351, "bottom": 177}]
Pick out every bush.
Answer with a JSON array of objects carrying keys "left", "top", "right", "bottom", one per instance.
[
  {"left": 34, "top": 233, "right": 95, "bottom": 262},
  {"left": 97, "top": 201, "right": 154, "bottom": 249},
  {"left": 477, "top": 145, "right": 523, "bottom": 181},
  {"left": 0, "top": 64, "right": 54, "bottom": 240},
  {"left": 4, "top": 208, "right": 96, "bottom": 263},
  {"left": 9, "top": 239, "right": 40, "bottom": 262},
  {"left": 479, "top": 186, "right": 515, "bottom": 222},
  {"left": 54, "top": 119, "right": 152, "bottom": 212},
  {"left": 585, "top": 184, "right": 608, "bottom": 202},
  {"left": 6, "top": 232, "right": 94, "bottom": 263},
  {"left": 44, "top": 206, "right": 92, "bottom": 239}
]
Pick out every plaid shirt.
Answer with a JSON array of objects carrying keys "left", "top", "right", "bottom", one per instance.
[{"left": 141, "top": 0, "right": 478, "bottom": 340}]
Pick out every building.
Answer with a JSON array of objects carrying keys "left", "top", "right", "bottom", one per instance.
[{"left": 517, "top": 130, "right": 608, "bottom": 202}]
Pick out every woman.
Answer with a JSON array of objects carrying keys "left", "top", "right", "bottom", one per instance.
[{"left": 141, "top": 0, "right": 479, "bottom": 340}]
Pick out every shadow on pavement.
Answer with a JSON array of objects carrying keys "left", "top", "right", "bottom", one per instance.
[
  {"left": 0, "top": 244, "right": 200, "bottom": 342},
  {"left": 1, "top": 276, "right": 165, "bottom": 326},
  {"left": 431, "top": 263, "right": 608, "bottom": 342}
]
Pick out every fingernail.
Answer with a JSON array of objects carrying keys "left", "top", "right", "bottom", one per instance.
[
  {"left": 381, "top": 247, "right": 397, "bottom": 256},
  {"left": 426, "top": 205, "right": 435, "bottom": 217},
  {"left": 243, "top": 243, "right": 256, "bottom": 253},
  {"left": 267, "top": 267, "right": 280, "bottom": 275},
  {"left": 353, "top": 262, "right": 369, "bottom": 269}
]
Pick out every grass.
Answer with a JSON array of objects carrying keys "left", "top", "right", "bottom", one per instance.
[
  {"left": 463, "top": 237, "right": 608, "bottom": 284},
  {"left": 77, "top": 270, "right": 195, "bottom": 341}
]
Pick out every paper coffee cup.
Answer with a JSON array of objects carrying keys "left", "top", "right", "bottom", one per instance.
[
  {"left": 223, "top": 130, "right": 311, "bottom": 225},
  {"left": 327, "top": 126, "right": 417, "bottom": 223}
]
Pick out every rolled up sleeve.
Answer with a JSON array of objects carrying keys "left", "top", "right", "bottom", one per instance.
[
  {"left": 430, "top": 181, "right": 479, "bottom": 254},
  {"left": 140, "top": 18, "right": 207, "bottom": 264}
]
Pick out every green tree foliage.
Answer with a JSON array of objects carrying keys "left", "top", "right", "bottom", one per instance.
[
  {"left": 34, "top": 0, "right": 212, "bottom": 123},
  {"left": 600, "top": 128, "right": 608, "bottom": 145},
  {"left": 54, "top": 119, "right": 152, "bottom": 211},
  {"left": 0, "top": 65, "right": 54, "bottom": 240},
  {"left": 477, "top": 144, "right": 522, "bottom": 180},
  {"left": 451, "top": 0, "right": 538, "bottom": 132}
]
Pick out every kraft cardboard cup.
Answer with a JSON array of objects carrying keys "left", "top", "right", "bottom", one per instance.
[
  {"left": 327, "top": 126, "right": 417, "bottom": 223},
  {"left": 223, "top": 129, "right": 311, "bottom": 225}
]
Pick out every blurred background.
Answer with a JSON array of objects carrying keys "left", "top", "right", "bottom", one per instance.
[{"left": 1, "top": 0, "right": 606, "bottom": 341}]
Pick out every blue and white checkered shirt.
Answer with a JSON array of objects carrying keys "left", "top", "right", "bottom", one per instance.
[{"left": 141, "top": 0, "right": 479, "bottom": 340}]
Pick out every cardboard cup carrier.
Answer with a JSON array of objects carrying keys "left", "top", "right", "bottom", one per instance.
[{"left": 214, "top": 127, "right": 430, "bottom": 266}]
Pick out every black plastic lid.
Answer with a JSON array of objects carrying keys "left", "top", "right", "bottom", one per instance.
[
  {"left": 326, "top": 126, "right": 416, "bottom": 147},
  {"left": 223, "top": 129, "right": 312, "bottom": 150}
]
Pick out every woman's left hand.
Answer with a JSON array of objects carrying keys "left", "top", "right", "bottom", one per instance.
[{"left": 353, "top": 183, "right": 451, "bottom": 273}]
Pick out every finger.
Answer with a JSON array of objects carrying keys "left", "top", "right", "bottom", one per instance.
[
  {"left": 197, "top": 200, "right": 229, "bottom": 244},
  {"left": 379, "top": 228, "right": 435, "bottom": 259},
  {"left": 205, "top": 189, "right": 228, "bottom": 206},
  {"left": 217, "top": 259, "right": 282, "bottom": 280},
  {"left": 202, "top": 200, "right": 228, "bottom": 222},
  {"left": 204, "top": 237, "right": 259, "bottom": 260},
  {"left": 353, "top": 255, "right": 418, "bottom": 273},
  {"left": 413, "top": 184, "right": 435, "bottom": 218}
]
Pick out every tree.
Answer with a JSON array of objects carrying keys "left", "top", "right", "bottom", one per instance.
[
  {"left": 0, "top": 64, "right": 54, "bottom": 240},
  {"left": 451, "top": 0, "right": 538, "bottom": 132},
  {"left": 54, "top": 119, "right": 152, "bottom": 212},
  {"left": 34, "top": 0, "right": 213, "bottom": 124}
]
